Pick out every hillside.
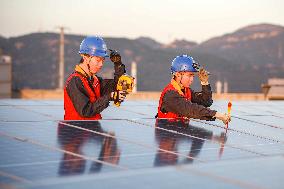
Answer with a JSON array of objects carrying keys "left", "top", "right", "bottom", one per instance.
[
  {"left": 195, "top": 23, "right": 284, "bottom": 66},
  {"left": 1, "top": 23, "right": 283, "bottom": 92}
]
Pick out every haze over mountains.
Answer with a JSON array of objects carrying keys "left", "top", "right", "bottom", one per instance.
[{"left": 0, "top": 23, "right": 283, "bottom": 92}]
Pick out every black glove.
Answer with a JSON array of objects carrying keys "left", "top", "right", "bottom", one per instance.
[
  {"left": 109, "top": 49, "right": 122, "bottom": 64},
  {"left": 198, "top": 68, "right": 209, "bottom": 85}
]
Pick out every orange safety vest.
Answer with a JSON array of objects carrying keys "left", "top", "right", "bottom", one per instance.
[
  {"left": 157, "top": 80, "right": 192, "bottom": 121},
  {"left": 64, "top": 72, "right": 102, "bottom": 120}
]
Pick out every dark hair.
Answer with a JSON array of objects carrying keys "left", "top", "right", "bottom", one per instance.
[
  {"left": 79, "top": 54, "right": 90, "bottom": 63},
  {"left": 79, "top": 57, "right": 84, "bottom": 63}
]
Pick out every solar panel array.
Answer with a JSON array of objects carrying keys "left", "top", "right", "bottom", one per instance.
[{"left": 0, "top": 99, "right": 284, "bottom": 189}]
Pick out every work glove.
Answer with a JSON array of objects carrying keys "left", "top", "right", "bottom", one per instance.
[
  {"left": 111, "top": 91, "right": 128, "bottom": 102},
  {"left": 198, "top": 68, "right": 209, "bottom": 85},
  {"left": 214, "top": 112, "right": 231, "bottom": 125},
  {"left": 109, "top": 49, "right": 122, "bottom": 64}
]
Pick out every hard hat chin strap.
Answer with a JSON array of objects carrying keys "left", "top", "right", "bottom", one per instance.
[
  {"left": 179, "top": 73, "right": 185, "bottom": 89},
  {"left": 86, "top": 58, "right": 94, "bottom": 80}
]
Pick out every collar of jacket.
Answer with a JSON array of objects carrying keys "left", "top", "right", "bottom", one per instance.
[
  {"left": 171, "top": 79, "right": 184, "bottom": 96},
  {"left": 75, "top": 65, "right": 95, "bottom": 81}
]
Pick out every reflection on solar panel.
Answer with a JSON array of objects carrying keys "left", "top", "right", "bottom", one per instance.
[{"left": 0, "top": 99, "right": 284, "bottom": 189}]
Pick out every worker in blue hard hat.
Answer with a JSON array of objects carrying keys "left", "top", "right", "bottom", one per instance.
[
  {"left": 64, "top": 36, "right": 127, "bottom": 120},
  {"left": 156, "top": 54, "right": 231, "bottom": 125}
]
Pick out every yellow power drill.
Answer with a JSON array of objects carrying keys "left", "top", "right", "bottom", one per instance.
[{"left": 113, "top": 74, "right": 135, "bottom": 107}]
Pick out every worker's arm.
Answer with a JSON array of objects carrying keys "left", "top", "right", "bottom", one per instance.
[
  {"left": 161, "top": 90, "right": 216, "bottom": 121},
  {"left": 99, "top": 61, "right": 126, "bottom": 95},
  {"left": 191, "top": 84, "right": 213, "bottom": 107},
  {"left": 66, "top": 76, "right": 111, "bottom": 117}
]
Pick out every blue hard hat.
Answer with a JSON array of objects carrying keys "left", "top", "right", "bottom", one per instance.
[
  {"left": 79, "top": 36, "right": 108, "bottom": 57},
  {"left": 171, "top": 55, "right": 198, "bottom": 74}
]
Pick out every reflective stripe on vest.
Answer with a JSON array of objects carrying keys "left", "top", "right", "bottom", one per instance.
[{"left": 64, "top": 73, "right": 102, "bottom": 120}]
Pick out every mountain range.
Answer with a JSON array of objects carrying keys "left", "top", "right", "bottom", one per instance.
[{"left": 0, "top": 23, "right": 283, "bottom": 92}]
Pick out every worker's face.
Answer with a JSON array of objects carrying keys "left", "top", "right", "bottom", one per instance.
[
  {"left": 85, "top": 56, "right": 105, "bottom": 74},
  {"left": 176, "top": 71, "right": 195, "bottom": 88}
]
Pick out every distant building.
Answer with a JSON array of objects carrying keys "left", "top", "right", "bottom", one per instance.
[
  {"left": 215, "top": 80, "right": 222, "bottom": 94},
  {"left": 224, "top": 81, "right": 228, "bottom": 93},
  {"left": 131, "top": 61, "right": 137, "bottom": 93},
  {"left": 0, "top": 55, "right": 12, "bottom": 98},
  {"left": 262, "top": 78, "right": 284, "bottom": 100}
]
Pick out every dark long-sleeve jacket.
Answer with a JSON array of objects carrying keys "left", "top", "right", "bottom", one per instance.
[
  {"left": 160, "top": 85, "right": 216, "bottom": 121},
  {"left": 65, "top": 63, "right": 125, "bottom": 117}
]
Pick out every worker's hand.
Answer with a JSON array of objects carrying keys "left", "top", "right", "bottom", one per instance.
[
  {"left": 214, "top": 112, "right": 231, "bottom": 125},
  {"left": 198, "top": 68, "right": 209, "bottom": 85},
  {"left": 111, "top": 91, "right": 128, "bottom": 102},
  {"left": 109, "top": 49, "right": 122, "bottom": 64}
]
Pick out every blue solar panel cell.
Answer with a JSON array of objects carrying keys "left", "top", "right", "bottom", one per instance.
[{"left": 0, "top": 99, "right": 283, "bottom": 189}]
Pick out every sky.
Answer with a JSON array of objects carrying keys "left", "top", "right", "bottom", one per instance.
[{"left": 0, "top": 0, "right": 284, "bottom": 44}]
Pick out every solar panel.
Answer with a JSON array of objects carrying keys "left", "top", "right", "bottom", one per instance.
[{"left": 0, "top": 99, "right": 284, "bottom": 189}]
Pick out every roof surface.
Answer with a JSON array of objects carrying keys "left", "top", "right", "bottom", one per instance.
[{"left": 0, "top": 99, "right": 284, "bottom": 189}]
